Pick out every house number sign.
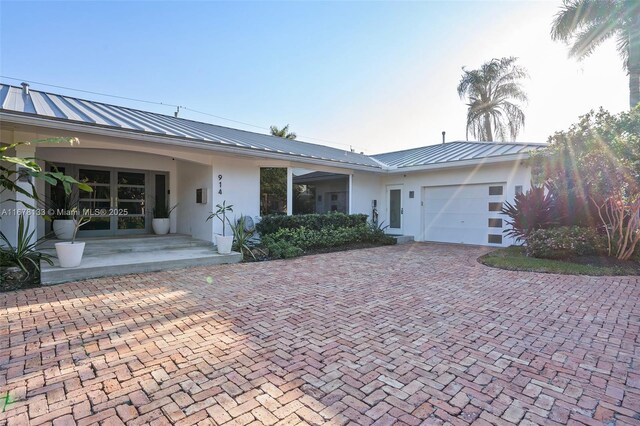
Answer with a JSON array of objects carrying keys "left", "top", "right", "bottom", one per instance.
[{"left": 218, "top": 174, "right": 223, "bottom": 195}]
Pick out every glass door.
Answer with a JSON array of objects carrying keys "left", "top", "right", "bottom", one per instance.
[
  {"left": 76, "top": 168, "right": 148, "bottom": 237},
  {"left": 387, "top": 185, "right": 403, "bottom": 234},
  {"left": 116, "top": 171, "right": 146, "bottom": 234},
  {"left": 78, "top": 168, "right": 113, "bottom": 236}
]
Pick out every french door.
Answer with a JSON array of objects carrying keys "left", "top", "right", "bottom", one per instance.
[{"left": 77, "top": 168, "right": 148, "bottom": 237}]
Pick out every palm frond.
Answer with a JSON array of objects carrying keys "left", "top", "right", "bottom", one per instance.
[{"left": 551, "top": 0, "right": 616, "bottom": 41}]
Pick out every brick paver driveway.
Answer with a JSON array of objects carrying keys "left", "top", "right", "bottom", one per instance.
[{"left": 1, "top": 243, "right": 639, "bottom": 426}]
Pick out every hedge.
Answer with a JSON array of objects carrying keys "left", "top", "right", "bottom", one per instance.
[
  {"left": 256, "top": 212, "right": 368, "bottom": 236},
  {"left": 262, "top": 223, "right": 396, "bottom": 259}
]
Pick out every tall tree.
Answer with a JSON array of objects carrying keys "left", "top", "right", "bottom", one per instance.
[
  {"left": 457, "top": 57, "right": 528, "bottom": 142},
  {"left": 269, "top": 124, "right": 297, "bottom": 140},
  {"left": 551, "top": 0, "right": 640, "bottom": 109}
]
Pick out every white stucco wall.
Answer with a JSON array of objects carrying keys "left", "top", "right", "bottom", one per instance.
[
  {"left": 379, "top": 161, "right": 532, "bottom": 246},
  {"left": 211, "top": 156, "right": 261, "bottom": 236},
  {"left": 176, "top": 160, "right": 214, "bottom": 241},
  {"left": 350, "top": 171, "right": 384, "bottom": 220}
]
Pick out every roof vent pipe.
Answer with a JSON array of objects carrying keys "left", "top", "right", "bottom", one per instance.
[
  {"left": 21, "top": 82, "right": 29, "bottom": 95},
  {"left": 442, "top": 131, "right": 446, "bottom": 144}
]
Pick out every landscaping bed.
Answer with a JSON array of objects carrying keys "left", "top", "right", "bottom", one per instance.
[
  {"left": 245, "top": 213, "right": 396, "bottom": 261},
  {"left": 480, "top": 246, "right": 640, "bottom": 276}
]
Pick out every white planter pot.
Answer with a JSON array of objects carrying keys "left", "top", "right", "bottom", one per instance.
[
  {"left": 215, "top": 235, "right": 234, "bottom": 254},
  {"left": 152, "top": 218, "right": 171, "bottom": 235},
  {"left": 53, "top": 219, "right": 76, "bottom": 240},
  {"left": 55, "top": 242, "right": 86, "bottom": 268}
]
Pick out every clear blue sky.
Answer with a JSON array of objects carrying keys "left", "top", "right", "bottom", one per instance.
[{"left": 0, "top": 1, "right": 629, "bottom": 153}]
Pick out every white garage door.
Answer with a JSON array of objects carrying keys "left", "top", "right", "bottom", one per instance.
[{"left": 423, "top": 183, "right": 506, "bottom": 246}]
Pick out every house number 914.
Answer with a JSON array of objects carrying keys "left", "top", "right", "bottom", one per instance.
[{"left": 218, "top": 174, "right": 223, "bottom": 195}]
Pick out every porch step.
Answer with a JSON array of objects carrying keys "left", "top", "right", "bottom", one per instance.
[
  {"left": 393, "top": 235, "right": 415, "bottom": 245},
  {"left": 40, "top": 234, "right": 242, "bottom": 285}
]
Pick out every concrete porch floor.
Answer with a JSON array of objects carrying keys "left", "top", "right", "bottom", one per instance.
[{"left": 39, "top": 234, "right": 242, "bottom": 285}]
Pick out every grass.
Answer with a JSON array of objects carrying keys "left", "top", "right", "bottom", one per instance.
[{"left": 479, "top": 246, "right": 640, "bottom": 276}]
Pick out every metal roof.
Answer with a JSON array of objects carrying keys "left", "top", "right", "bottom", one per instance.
[
  {"left": 372, "top": 140, "right": 546, "bottom": 169},
  {"left": 0, "top": 84, "right": 382, "bottom": 169},
  {"left": 0, "top": 83, "right": 545, "bottom": 172}
]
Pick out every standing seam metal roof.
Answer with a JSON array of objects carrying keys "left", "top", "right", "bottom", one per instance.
[
  {"left": 0, "top": 84, "right": 382, "bottom": 168},
  {"left": 372, "top": 140, "right": 545, "bottom": 169},
  {"left": 0, "top": 84, "right": 545, "bottom": 170}
]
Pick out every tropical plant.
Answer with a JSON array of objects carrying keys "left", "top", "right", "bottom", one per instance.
[
  {"left": 591, "top": 187, "right": 640, "bottom": 260},
  {"left": 457, "top": 57, "right": 528, "bottom": 141},
  {"left": 551, "top": 0, "right": 640, "bottom": 108},
  {"left": 206, "top": 201, "right": 234, "bottom": 236},
  {"left": 68, "top": 208, "right": 91, "bottom": 243},
  {"left": 530, "top": 107, "right": 640, "bottom": 226},
  {"left": 1, "top": 138, "right": 92, "bottom": 209},
  {"left": 269, "top": 124, "right": 297, "bottom": 140},
  {"left": 152, "top": 201, "right": 178, "bottom": 219},
  {"left": 230, "top": 215, "right": 265, "bottom": 260},
  {"left": 0, "top": 215, "right": 53, "bottom": 274},
  {"left": 501, "top": 184, "right": 557, "bottom": 242}
]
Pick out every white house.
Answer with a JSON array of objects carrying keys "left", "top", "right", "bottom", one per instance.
[{"left": 0, "top": 83, "right": 544, "bottom": 248}]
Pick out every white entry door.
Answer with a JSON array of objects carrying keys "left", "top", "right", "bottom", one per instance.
[{"left": 386, "top": 185, "right": 403, "bottom": 234}]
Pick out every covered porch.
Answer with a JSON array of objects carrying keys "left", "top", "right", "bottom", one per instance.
[{"left": 39, "top": 234, "right": 241, "bottom": 284}]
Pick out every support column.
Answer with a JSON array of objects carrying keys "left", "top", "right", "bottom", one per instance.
[
  {"left": 348, "top": 174, "right": 353, "bottom": 214},
  {"left": 286, "top": 167, "right": 293, "bottom": 216}
]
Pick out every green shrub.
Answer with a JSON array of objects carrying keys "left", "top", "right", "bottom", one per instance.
[
  {"left": 526, "top": 226, "right": 606, "bottom": 259},
  {"left": 265, "top": 240, "right": 303, "bottom": 259},
  {"left": 261, "top": 223, "right": 395, "bottom": 259},
  {"left": 256, "top": 213, "right": 368, "bottom": 236}
]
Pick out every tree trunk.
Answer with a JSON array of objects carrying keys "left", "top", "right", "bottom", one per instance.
[
  {"left": 483, "top": 113, "right": 493, "bottom": 141},
  {"left": 631, "top": 70, "right": 640, "bottom": 109},
  {"left": 630, "top": 13, "right": 640, "bottom": 109}
]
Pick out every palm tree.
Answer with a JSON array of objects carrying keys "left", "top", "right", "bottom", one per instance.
[
  {"left": 457, "top": 57, "right": 529, "bottom": 142},
  {"left": 269, "top": 124, "right": 297, "bottom": 140},
  {"left": 551, "top": 0, "right": 640, "bottom": 109}
]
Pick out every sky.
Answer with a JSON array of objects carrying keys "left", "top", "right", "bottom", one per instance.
[{"left": 0, "top": 1, "right": 630, "bottom": 154}]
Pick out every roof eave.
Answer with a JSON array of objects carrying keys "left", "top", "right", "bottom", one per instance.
[{"left": 0, "top": 112, "right": 384, "bottom": 172}]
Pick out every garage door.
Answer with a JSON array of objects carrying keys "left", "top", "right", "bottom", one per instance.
[{"left": 423, "top": 183, "right": 505, "bottom": 246}]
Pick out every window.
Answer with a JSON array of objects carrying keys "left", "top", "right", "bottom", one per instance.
[
  {"left": 409, "top": 191, "right": 415, "bottom": 198},
  {"left": 488, "top": 218, "right": 503, "bottom": 228},
  {"left": 488, "top": 234, "right": 503, "bottom": 244},
  {"left": 489, "top": 186, "right": 503, "bottom": 196},
  {"left": 488, "top": 202, "right": 503, "bottom": 212},
  {"left": 515, "top": 185, "right": 524, "bottom": 195},
  {"left": 260, "top": 168, "right": 287, "bottom": 215}
]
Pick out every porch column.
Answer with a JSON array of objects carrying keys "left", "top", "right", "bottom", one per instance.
[
  {"left": 286, "top": 167, "right": 293, "bottom": 215},
  {"left": 13, "top": 143, "right": 39, "bottom": 245},
  {"left": 348, "top": 174, "right": 353, "bottom": 214}
]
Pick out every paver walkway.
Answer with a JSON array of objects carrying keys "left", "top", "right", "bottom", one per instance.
[{"left": 1, "top": 243, "right": 639, "bottom": 425}]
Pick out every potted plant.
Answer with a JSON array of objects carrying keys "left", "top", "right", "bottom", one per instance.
[
  {"left": 51, "top": 191, "right": 78, "bottom": 240},
  {"left": 206, "top": 201, "right": 234, "bottom": 254},
  {"left": 54, "top": 208, "right": 90, "bottom": 267},
  {"left": 152, "top": 201, "right": 177, "bottom": 235},
  {"left": 1, "top": 216, "right": 53, "bottom": 292}
]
